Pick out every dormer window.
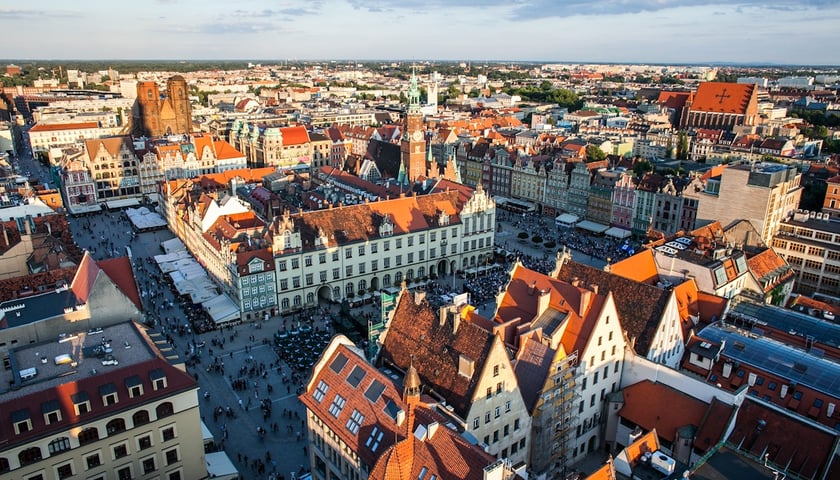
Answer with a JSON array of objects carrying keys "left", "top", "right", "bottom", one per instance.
[
  {"left": 150, "top": 369, "right": 167, "bottom": 391},
  {"left": 72, "top": 392, "right": 91, "bottom": 415},
  {"left": 12, "top": 409, "right": 32, "bottom": 434},
  {"left": 41, "top": 400, "right": 62, "bottom": 425},
  {"left": 126, "top": 375, "right": 144, "bottom": 398},
  {"left": 100, "top": 383, "right": 119, "bottom": 406}
]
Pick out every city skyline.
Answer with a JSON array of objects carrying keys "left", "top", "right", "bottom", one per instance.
[{"left": 3, "top": 0, "right": 840, "bottom": 65}]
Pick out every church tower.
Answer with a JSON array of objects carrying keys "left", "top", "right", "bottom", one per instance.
[
  {"left": 400, "top": 68, "right": 426, "bottom": 184},
  {"left": 136, "top": 81, "right": 161, "bottom": 137},
  {"left": 165, "top": 75, "right": 192, "bottom": 135}
]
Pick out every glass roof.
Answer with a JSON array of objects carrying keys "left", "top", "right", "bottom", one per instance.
[
  {"left": 731, "top": 302, "right": 840, "bottom": 349},
  {"left": 700, "top": 323, "right": 840, "bottom": 399}
]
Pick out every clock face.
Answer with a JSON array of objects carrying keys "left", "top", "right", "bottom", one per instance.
[{"left": 412, "top": 130, "right": 423, "bottom": 142}]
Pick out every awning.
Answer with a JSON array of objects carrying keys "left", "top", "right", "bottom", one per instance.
[
  {"left": 68, "top": 203, "right": 102, "bottom": 215},
  {"left": 555, "top": 213, "right": 579, "bottom": 226},
  {"left": 576, "top": 220, "right": 609, "bottom": 234},
  {"left": 105, "top": 198, "right": 141, "bottom": 209},
  {"left": 605, "top": 226, "right": 632, "bottom": 239},
  {"left": 202, "top": 294, "right": 240, "bottom": 324},
  {"left": 205, "top": 452, "right": 239, "bottom": 480},
  {"left": 201, "top": 420, "right": 214, "bottom": 444}
]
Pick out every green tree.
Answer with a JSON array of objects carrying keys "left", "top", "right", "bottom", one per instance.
[
  {"left": 633, "top": 159, "right": 653, "bottom": 177},
  {"left": 676, "top": 132, "right": 689, "bottom": 160},
  {"left": 586, "top": 145, "right": 607, "bottom": 163}
]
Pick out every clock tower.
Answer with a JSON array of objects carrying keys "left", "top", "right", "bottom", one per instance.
[{"left": 401, "top": 67, "right": 426, "bottom": 184}]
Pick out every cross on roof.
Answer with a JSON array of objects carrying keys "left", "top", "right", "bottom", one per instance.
[{"left": 715, "top": 88, "right": 731, "bottom": 104}]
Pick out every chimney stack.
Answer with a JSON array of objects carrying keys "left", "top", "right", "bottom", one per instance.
[
  {"left": 537, "top": 289, "right": 551, "bottom": 317},
  {"left": 528, "top": 280, "right": 537, "bottom": 296}
]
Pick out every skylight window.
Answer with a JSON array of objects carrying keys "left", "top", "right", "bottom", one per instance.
[
  {"left": 313, "top": 380, "right": 329, "bottom": 403},
  {"left": 347, "top": 365, "right": 367, "bottom": 388},
  {"left": 330, "top": 352, "right": 348, "bottom": 374},
  {"left": 365, "top": 379, "right": 386, "bottom": 403}
]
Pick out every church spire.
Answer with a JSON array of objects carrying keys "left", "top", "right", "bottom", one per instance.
[{"left": 408, "top": 66, "right": 421, "bottom": 114}]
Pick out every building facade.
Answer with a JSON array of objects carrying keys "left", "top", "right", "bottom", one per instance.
[{"left": 134, "top": 76, "right": 193, "bottom": 138}]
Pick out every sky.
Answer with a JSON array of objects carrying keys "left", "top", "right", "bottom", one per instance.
[{"left": 3, "top": 0, "right": 840, "bottom": 65}]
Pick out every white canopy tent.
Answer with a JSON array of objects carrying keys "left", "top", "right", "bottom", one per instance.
[
  {"left": 576, "top": 220, "right": 609, "bottom": 234},
  {"left": 205, "top": 452, "right": 239, "bottom": 480},
  {"left": 161, "top": 237, "right": 186, "bottom": 254},
  {"left": 125, "top": 207, "right": 168, "bottom": 230},
  {"left": 555, "top": 213, "right": 579, "bottom": 228},
  {"left": 202, "top": 294, "right": 241, "bottom": 325},
  {"left": 105, "top": 198, "right": 141, "bottom": 209},
  {"left": 605, "top": 226, "right": 632, "bottom": 239}
]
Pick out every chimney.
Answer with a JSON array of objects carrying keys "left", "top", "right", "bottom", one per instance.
[
  {"left": 722, "top": 362, "right": 732, "bottom": 378},
  {"left": 579, "top": 290, "right": 592, "bottom": 316},
  {"left": 589, "top": 283, "right": 599, "bottom": 295},
  {"left": 571, "top": 277, "right": 580, "bottom": 287},
  {"left": 780, "top": 384, "right": 789, "bottom": 399},
  {"left": 537, "top": 289, "right": 551, "bottom": 317},
  {"left": 452, "top": 309, "right": 461, "bottom": 334},
  {"left": 439, "top": 306, "right": 448, "bottom": 327},
  {"left": 426, "top": 422, "right": 439, "bottom": 440},
  {"left": 528, "top": 280, "right": 537, "bottom": 296},
  {"left": 396, "top": 409, "right": 406, "bottom": 426}
]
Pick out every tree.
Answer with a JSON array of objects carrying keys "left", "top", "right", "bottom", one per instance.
[
  {"left": 586, "top": 145, "right": 607, "bottom": 163},
  {"left": 676, "top": 132, "right": 689, "bottom": 160},
  {"left": 633, "top": 159, "right": 653, "bottom": 177}
]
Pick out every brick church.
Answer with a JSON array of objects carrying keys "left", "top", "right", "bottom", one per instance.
[{"left": 133, "top": 75, "right": 192, "bottom": 137}]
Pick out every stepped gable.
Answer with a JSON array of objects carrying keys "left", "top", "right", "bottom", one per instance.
[
  {"left": 380, "top": 292, "right": 494, "bottom": 419},
  {"left": 555, "top": 259, "right": 669, "bottom": 356}
]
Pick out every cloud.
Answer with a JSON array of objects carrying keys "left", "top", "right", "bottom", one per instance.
[
  {"left": 344, "top": 0, "right": 840, "bottom": 18},
  {"left": 0, "top": 8, "right": 80, "bottom": 19}
]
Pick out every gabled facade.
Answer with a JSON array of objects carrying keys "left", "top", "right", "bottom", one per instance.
[
  {"left": 380, "top": 292, "right": 531, "bottom": 467},
  {"left": 83, "top": 136, "right": 141, "bottom": 201}
]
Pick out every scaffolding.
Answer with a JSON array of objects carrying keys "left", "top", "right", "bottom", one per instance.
[{"left": 531, "top": 350, "right": 581, "bottom": 477}]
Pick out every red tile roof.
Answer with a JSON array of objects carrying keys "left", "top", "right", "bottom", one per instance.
[
  {"left": 281, "top": 125, "right": 310, "bottom": 146},
  {"left": 746, "top": 248, "right": 794, "bottom": 293},
  {"left": 97, "top": 256, "right": 143, "bottom": 311},
  {"left": 213, "top": 139, "right": 244, "bottom": 160},
  {"left": 70, "top": 251, "right": 100, "bottom": 304},
  {"left": 618, "top": 380, "right": 708, "bottom": 442},
  {"left": 658, "top": 91, "right": 691, "bottom": 110},
  {"left": 380, "top": 292, "right": 496, "bottom": 419},
  {"left": 691, "top": 82, "right": 756, "bottom": 115},
  {"left": 729, "top": 398, "right": 836, "bottom": 480},
  {"left": 609, "top": 249, "right": 659, "bottom": 284},
  {"left": 30, "top": 122, "right": 99, "bottom": 132}
]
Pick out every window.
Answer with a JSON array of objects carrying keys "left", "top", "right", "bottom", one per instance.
[
  {"left": 126, "top": 377, "right": 143, "bottom": 397},
  {"left": 590, "top": 394, "right": 596, "bottom": 407},
  {"left": 169, "top": 471, "right": 182, "bottom": 480},
  {"left": 594, "top": 372, "right": 599, "bottom": 383},
  {"left": 292, "top": 258, "right": 300, "bottom": 268},
  {"left": 346, "top": 409, "right": 365, "bottom": 434},
  {"left": 49, "top": 437, "right": 71, "bottom": 454},
  {"left": 346, "top": 265, "right": 353, "bottom": 276},
  {"left": 19, "top": 447, "right": 42, "bottom": 466},
  {"left": 486, "top": 387, "right": 492, "bottom": 399},
  {"left": 79, "top": 427, "right": 100, "bottom": 445},
  {"left": 143, "top": 456, "right": 157, "bottom": 474},
  {"left": 305, "top": 256, "right": 312, "bottom": 267},
  {"left": 0, "top": 458, "right": 8, "bottom": 473},
  {"left": 280, "top": 279, "right": 289, "bottom": 290},
  {"left": 279, "top": 261, "right": 287, "bottom": 271},
  {"left": 366, "top": 426, "right": 384, "bottom": 452},
  {"left": 165, "top": 448, "right": 179, "bottom": 465},
  {"left": 57, "top": 463, "right": 74, "bottom": 479},
  {"left": 329, "top": 394, "right": 347, "bottom": 418},
  {"left": 156, "top": 402, "right": 174, "bottom": 418},
  {"left": 485, "top": 412, "right": 491, "bottom": 424},
  {"left": 384, "top": 240, "right": 390, "bottom": 251},
  {"left": 345, "top": 249, "right": 352, "bottom": 259},
  {"left": 504, "top": 424, "right": 510, "bottom": 437},
  {"left": 117, "top": 466, "right": 132, "bottom": 480},
  {"left": 473, "top": 418, "right": 479, "bottom": 430},
  {"left": 505, "top": 400, "right": 511, "bottom": 412},
  {"left": 86, "top": 453, "right": 102, "bottom": 469},
  {"left": 614, "top": 361, "right": 620, "bottom": 373},
  {"left": 493, "top": 365, "right": 499, "bottom": 377},
  {"left": 162, "top": 426, "right": 176, "bottom": 442},
  {"left": 305, "top": 273, "right": 313, "bottom": 286},
  {"left": 113, "top": 443, "right": 129, "bottom": 459},
  {"left": 514, "top": 418, "right": 520, "bottom": 431},
  {"left": 42, "top": 401, "right": 62, "bottom": 425},
  {"left": 358, "top": 246, "right": 365, "bottom": 256},
  {"left": 371, "top": 243, "right": 378, "bottom": 254},
  {"left": 73, "top": 392, "right": 91, "bottom": 415},
  {"left": 495, "top": 406, "right": 501, "bottom": 418},
  {"left": 332, "top": 252, "right": 339, "bottom": 262},
  {"left": 133, "top": 410, "right": 150, "bottom": 427},
  {"left": 138, "top": 435, "right": 152, "bottom": 450},
  {"left": 319, "top": 253, "right": 327, "bottom": 264},
  {"left": 105, "top": 418, "right": 125, "bottom": 435},
  {"left": 371, "top": 260, "right": 378, "bottom": 271},
  {"left": 314, "top": 380, "right": 329, "bottom": 402},
  {"left": 493, "top": 430, "right": 499, "bottom": 443}
]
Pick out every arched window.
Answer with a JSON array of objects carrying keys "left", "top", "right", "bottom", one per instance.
[
  {"left": 0, "top": 457, "right": 9, "bottom": 472},
  {"left": 394, "top": 272, "right": 403, "bottom": 284},
  {"left": 106, "top": 418, "right": 126, "bottom": 435},
  {"left": 156, "top": 402, "right": 174, "bottom": 418},
  {"left": 358, "top": 279, "right": 367, "bottom": 292},
  {"left": 78, "top": 427, "right": 99, "bottom": 445},
  {"left": 332, "top": 286, "right": 340, "bottom": 299},
  {"left": 132, "top": 410, "right": 150, "bottom": 427},
  {"left": 48, "top": 437, "right": 71, "bottom": 455},
  {"left": 383, "top": 274, "right": 391, "bottom": 287},
  {"left": 306, "top": 292, "right": 314, "bottom": 304},
  {"left": 293, "top": 295, "right": 301, "bottom": 307},
  {"left": 281, "top": 298, "right": 290, "bottom": 310},
  {"left": 18, "top": 447, "right": 41, "bottom": 465},
  {"left": 345, "top": 282, "right": 354, "bottom": 296},
  {"left": 406, "top": 269, "right": 414, "bottom": 281},
  {"left": 418, "top": 266, "right": 425, "bottom": 278}
]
